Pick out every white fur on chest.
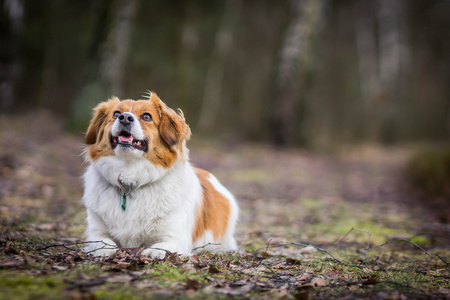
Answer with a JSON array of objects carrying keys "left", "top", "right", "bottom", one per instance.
[{"left": 82, "top": 155, "right": 201, "bottom": 250}]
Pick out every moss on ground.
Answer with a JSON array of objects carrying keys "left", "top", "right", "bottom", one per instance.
[{"left": 0, "top": 274, "right": 65, "bottom": 300}]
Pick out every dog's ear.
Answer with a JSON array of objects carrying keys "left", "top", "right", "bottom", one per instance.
[
  {"left": 159, "top": 109, "right": 191, "bottom": 148},
  {"left": 149, "top": 93, "right": 191, "bottom": 149},
  {"left": 85, "top": 97, "right": 120, "bottom": 145}
]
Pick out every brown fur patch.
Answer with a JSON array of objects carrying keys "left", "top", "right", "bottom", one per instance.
[
  {"left": 192, "top": 168, "right": 231, "bottom": 243},
  {"left": 85, "top": 93, "right": 191, "bottom": 168},
  {"left": 85, "top": 98, "right": 120, "bottom": 161}
]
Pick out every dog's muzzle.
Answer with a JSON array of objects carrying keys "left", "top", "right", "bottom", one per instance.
[{"left": 111, "top": 112, "right": 148, "bottom": 152}]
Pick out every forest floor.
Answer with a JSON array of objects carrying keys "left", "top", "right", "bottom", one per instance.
[{"left": 0, "top": 113, "right": 449, "bottom": 299}]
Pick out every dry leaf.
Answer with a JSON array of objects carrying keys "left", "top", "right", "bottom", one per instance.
[
  {"left": 186, "top": 278, "right": 202, "bottom": 290},
  {"left": 189, "top": 255, "right": 201, "bottom": 264},
  {"left": 298, "top": 273, "right": 313, "bottom": 282},
  {"left": 107, "top": 274, "right": 134, "bottom": 283},
  {"left": 298, "top": 246, "right": 318, "bottom": 254},
  {"left": 52, "top": 265, "right": 68, "bottom": 271},
  {"left": 324, "top": 269, "right": 342, "bottom": 278},
  {"left": 0, "top": 257, "right": 25, "bottom": 268},
  {"left": 310, "top": 277, "right": 328, "bottom": 287},
  {"left": 260, "top": 251, "right": 271, "bottom": 258}
]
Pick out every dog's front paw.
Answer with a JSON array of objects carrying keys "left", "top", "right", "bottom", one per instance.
[
  {"left": 142, "top": 242, "right": 182, "bottom": 259},
  {"left": 89, "top": 248, "right": 117, "bottom": 257},
  {"left": 84, "top": 241, "right": 118, "bottom": 257}
]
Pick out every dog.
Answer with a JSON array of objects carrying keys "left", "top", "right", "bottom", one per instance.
[{"left": 82, "top": 92, "right": 238, "bottom": 258}]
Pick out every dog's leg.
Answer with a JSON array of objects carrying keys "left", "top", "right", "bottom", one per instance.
[
  {"left": 141, "top": 217, "right": 193, "bottom": 259},
  {"left": 141, "top": 242, "right": 184, "bottom": 259},
  {"left": 84, "top": 210, "right": 118, "bottom": 257}
]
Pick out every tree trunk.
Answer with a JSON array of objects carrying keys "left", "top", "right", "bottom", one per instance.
[
  {"left": 98, "top": 0, "right": 137, "bottom": 97},
  {"left": 355, "top": 0, "right": 406, "bottom": 143},
  {"left": 0, "top": 0, "right": 23, "bottom": 111},
  {"left": 197, "top": 0, "right": 240, "bottom": 132},
  {"left": 177, "top": 4, "right": 200, "bottom": 108},
  {"left": 354, "top": 1, "right": 378, "bottom": 103},
  {"left": 377, "top": 0, "right": 402, "bottom": 143},
  {"left": 69, "top": 0, "right": 137, "bottom": 130},
  {"left": 271, "top": 0, "right": 325, "bottom": 145}
]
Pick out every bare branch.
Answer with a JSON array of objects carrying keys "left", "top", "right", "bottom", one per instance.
[
  {"left": 333, "top": 227, "right": 371, "bottom": 266},
  {"left": 192, "top": 242, "right": 221, "bottom": 252}
]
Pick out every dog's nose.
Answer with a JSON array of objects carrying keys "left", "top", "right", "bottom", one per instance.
[{"left": 118, "top": 112, "right": 134, "bottom": 125}]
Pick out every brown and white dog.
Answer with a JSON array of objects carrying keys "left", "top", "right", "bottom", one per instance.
[{"left": 82, "top": 92, "right": 238, "bottom": 258}]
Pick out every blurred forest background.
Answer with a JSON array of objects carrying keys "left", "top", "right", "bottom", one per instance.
[
  {"left": 1, "top": 2, "right": 450, "bottom": 298},
  {"left": 0, "top": 0, "right": 449, "bottom": 147}
]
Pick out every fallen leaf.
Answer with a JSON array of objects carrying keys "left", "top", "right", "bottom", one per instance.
[
  {"left": 285, "top": 257, "right": 302, "bottom": 265},
  {"left": 66, "top": 279, "right": 106, "bottom": 290},
  {"left": 186, "top": 278, "right": 202, "bottom": 290},
  {"left": 167, "top": 253, "right": 182, "bottom": 263},
  {"left": 21, "top": 253, "right": 38, "bottom": 267},
  {"left": 0, "top": 257, "right": 25, "bottom": 268},
  {"left": 310, "top": 277, "right": 328, "bottom": 287},
  {"left": 208, "top": 264, "right": 221, "bottom": 273},
  {"left": 260, "top": 251, "right": 271, "bottom": 258},
  {"left": 107, "top": 274, "right": 134, "bottom": 283},
  {"left": 324, "top": 269, "right": 342, "bottom": 278},
  {"left": 297, "top": 273, "right": 313, "bottom": 282},
  {"left": 133, "top": 281, "right": 156, "bottom": 289},
  {"left": 189, "top": 255, "right": 201, "bottom": 264},
  {"left": 52, "top": 265, "right": 68, "bottom": 271},
  {"left": 298, "top": 246, "right": 318, "bottom": 254}
]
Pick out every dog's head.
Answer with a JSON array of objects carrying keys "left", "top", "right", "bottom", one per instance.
[{"left": 85, "top": 93, "right": 191, "bottom": 168}]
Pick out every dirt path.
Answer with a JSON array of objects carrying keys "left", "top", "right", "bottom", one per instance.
[
  {"left": 0, "top": 115, "right": 448, "bottom": 299},
  {"left": 191, "top": 142, "right": 448, "bottom": 245}
]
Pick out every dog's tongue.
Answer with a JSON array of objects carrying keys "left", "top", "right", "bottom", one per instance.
[{"left": 119, "top": 135, "right": 133, "bottom": 143}]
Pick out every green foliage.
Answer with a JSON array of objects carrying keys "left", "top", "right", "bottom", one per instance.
[
  {"left": 66, "top": 83, "right": 111, "bottom": 132},
  {"left": 408, "top": 146, "right": 450, "bottom": 196},
  {"left": 0, "top": 274, "right": 65, "bottom": 300}
]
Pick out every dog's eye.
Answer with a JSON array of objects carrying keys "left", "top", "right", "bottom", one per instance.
[
  {"left": 112, "top": 111, "right": 121, "bottom": 119},
  {"left": 141, "top": 113, "right": 152, "bottom": 122}
]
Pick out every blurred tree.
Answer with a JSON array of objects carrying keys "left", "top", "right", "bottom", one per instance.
[
  {"left": 0, "top": 0, "right": 448, "bottom": 146},
  {"left": 68, "top": 0, "right": 137, "bottom": 130},
  {"left": 271, "top": 0, "right": 326, "bottom": 145},
  {"left": 0, "top": 0, "right": 23, "bottom": 111},
  {"left": 176, "top": 4, "right": 200, "bottom": 108},
  {"left": 197, "top": 0, "right": 240, "bottom": 132}
]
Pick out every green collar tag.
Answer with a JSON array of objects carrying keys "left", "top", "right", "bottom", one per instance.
[{"left": 121, "top": 193, "right": 127, "bottom": 211}]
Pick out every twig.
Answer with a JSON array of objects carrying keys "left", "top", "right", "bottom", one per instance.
[
  {"left": 373, "top": 238, "right": 449, "bottom": 267},
  {"left": 339, "top": 279, "right": 430, "bottom": 297},
  {"left": 192, "top": 242, "right": 221, "bottom": 251},
  {"left": 256, "top": 241, "right": 359, "bottom": 268},
  {"left": 84, "top": 241, "right": 119, "bottom": 255},
  {"left": 374, "top": 238, "right": 433, "bottom": 260},
  {"left": 261, "top": 262, "right": 292, "bottom": 284},
  {"left": 36, "top": 240, "right": 119, "bottom": 255},
  {"left": 265, "top": 239, "right": 272, "bottom": 254},
  {"left": 0, "top": 218, "right": 31, "bottom": 241},
  {"left": 333, "top": 227, "right": 371, "bottom": 266},
  {"left": 289, "top": 242, "right": 356, "bottom": 267},
  {"left": 148, "top": 247, "right": 173, "bottom": 256},
  {"left": 37, "top": 241, "right": 91, "bottom": 251},
  {"left": 66, "top": 279, "right": 106, "bottom": 290}
]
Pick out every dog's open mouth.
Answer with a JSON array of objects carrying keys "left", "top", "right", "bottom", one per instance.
[{"left": 110, "top": 132, "right": 148, "bottom": 152}]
